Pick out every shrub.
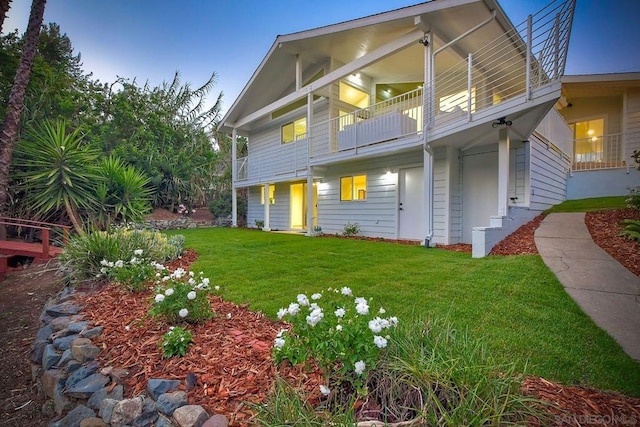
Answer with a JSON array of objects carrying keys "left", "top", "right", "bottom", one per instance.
[
  {"left": 620, "top": 219, "right": 640, "bottom": 242},
  {"left": 626, "top": 186, "right": 640, "bottom": 210},
  {"left": 159, "top": 326, "right": 193, "bottom": 358},
  {"left": 262, "top": 316, "right": 547, "bottom": 425},
  {"left": 149, "top": 268, "right": 218, "bottom": 324},
  {"left": 342, "top": 222, "right": 360, "bottom": 236},
  {"left": 255, "top": 219, "right": 264, "bottom": 229},
  {"left": 273, "top": 287, "right": 398, "bottom": 396},
  {"left": 60, "top": 227, "right": 184, "bottom": 284},
  {"left": 98, "top": 249, "right": 165, "bottom": 291},
  {"left": 208, "top": 191, "right": 247, "bottom": 219}
]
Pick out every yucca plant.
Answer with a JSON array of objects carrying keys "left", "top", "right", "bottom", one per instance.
[
  {"left": 92, "top": 155, "right": 152, "bottom": 229},
  {"left": 620, "top": 219, "right": 640, "bottom": 242},
  {"left": 14, "top": 120, "right": 103, "bottom": 233}
]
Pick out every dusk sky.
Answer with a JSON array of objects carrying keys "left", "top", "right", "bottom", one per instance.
[{"left": 4, "top": 0, "right": 640, "bottom": 116}]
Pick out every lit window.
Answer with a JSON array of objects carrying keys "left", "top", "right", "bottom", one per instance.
[
  {"left": 281, "top": 117, "right": 307, "bottom": 143},
  {"left": 340, "top": 175, "right": 367, "bottom": 201},
  {"left": 260, "top": 185, "right": 275, "bottom": 205}
]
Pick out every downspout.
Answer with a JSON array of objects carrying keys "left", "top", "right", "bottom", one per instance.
[{"left": 422, "top": 9, "right": 497, "bottom": 247}]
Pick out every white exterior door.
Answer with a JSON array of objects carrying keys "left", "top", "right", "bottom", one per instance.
[
  {"left": 462, "top": 149, "right": 498, "bottom": 243},
  {"left": 398, "top": 167, "right": 425, "bottom": 240}
]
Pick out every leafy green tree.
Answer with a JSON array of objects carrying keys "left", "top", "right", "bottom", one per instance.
[
  {"left": 93, "top": 73, "right": 222, "bottom": 211},
  {"left": 14, "top": 120, "right": 101, "bottom": 232},
  {"left": 0, "top": 0, "right": 11, "bottom": 34}
]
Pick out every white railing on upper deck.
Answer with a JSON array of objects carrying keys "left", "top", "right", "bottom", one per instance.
[
  {"left": 235, "top": 137, "right": 309, "bottom": 182},
  {"left": 572, "top": 132, "right": 640, "bottom": 171},
  {"left": 310, "top": 88, "right": 422, "bottom": 157},
  {"left": 426, "top": 0, "right": 575, "bottom": 130}
]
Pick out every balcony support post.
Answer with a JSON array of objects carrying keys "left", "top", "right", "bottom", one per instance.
[
  {"left": 307, "top": 168, "right": 314, "bottom": 237},
  {"left": 498, "top": 127, "right": 510, "bottom": 217},
  {"left": 231, "top": 128, "right": 238, "bottom": 227},
  {"left": 467, "top": 53, "right": 473, "bottom": 122},
  {"left": 526, "top": 14, "right": 532, "bottom": 99},
  {"left": 263, "top": 183, "right": 271, "bottom": 231}
]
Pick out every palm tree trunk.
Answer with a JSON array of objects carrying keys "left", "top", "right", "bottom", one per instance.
[
  {"left": 64, "top": 199, "right": 84, "bottom": 235},
  {"left": 0, "top": 0, "right": 46, "bottom": 215},
  {"left": 0, "top": 0, "right": 12, "bottom": 34}
]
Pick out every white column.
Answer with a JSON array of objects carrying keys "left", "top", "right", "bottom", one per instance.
[
  {"left": 423, "top": 148, "right": 433, "bottom": 246},
  {"left": 423, "top": 32, "right": 433, "bottom": 130},
  {"left": 231, "top": 128, "right": 238, "bottom": 227},
  {"left": 263, "top": 183, "right": 271, "bottom": 231},
  {"left": 306, "top": 92, "right": 314, "bottom": 236},
  {"left": 498, "top": 127, "right": 510, "bottom": 217},
  {"left": 307, "top": 170, "right": 314, "bottom": 236}
]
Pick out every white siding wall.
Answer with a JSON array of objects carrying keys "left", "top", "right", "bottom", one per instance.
[
  {"left": 529, "top": 133, "right": 571, "bottom": 210},
  {"left": 509, "top": 143, "right": 528, "bottom": 207},
  {"left": 316, "top": 150, "right": 421, "bottom": 238},
  {"left": 246, "top": 183, "right": 292, "bottom": 230},
  {"left": 433, "top": 147, "right": 447, "bottom": 243},
  {"left": 246, "top": 102, "right": 329, "bottom": 181},
  {"left": 449, "top": 149, "right": 462, "bottom": 243},
  {"left": 625, "top": 88, "right": 640, "bottom": 159}
]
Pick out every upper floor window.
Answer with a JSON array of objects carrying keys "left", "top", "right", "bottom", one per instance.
[
  {"left": 340, "top": 175, "right": 367, "bottom": 201},
  {"left": 281, "top": 117, "right": 307, "bottom": 144}
]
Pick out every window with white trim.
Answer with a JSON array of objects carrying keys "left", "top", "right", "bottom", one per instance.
[{"left": 340, "top": 175, "right": 367, "bottom": 201}]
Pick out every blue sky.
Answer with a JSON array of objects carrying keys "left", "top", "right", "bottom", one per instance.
[{"left": 4, "top": 0, "right": 640, "bottom": 116}]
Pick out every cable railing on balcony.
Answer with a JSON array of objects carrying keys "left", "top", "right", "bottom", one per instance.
[
  {"left": 426, "top": 0, "right": 575, "bottom": 130},
  {"left": 310, "top": 88, "right": 422, "bottom": 157},
  {"left": 573, "top": 132, "right": 640, "bottom": 171},
  {"left": 235, "top": 137, "right": 309, "bottom": 182}
]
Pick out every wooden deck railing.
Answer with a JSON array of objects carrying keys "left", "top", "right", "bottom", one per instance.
[{"left": 0, "top": 218, "right": 71, "bottom": 277}]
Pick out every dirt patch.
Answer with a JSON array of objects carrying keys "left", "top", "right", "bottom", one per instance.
[
  {"left": 585, "top": 208, "right": 640, "bottom": 277},
  {"left": 0, "top": 262, "right": 66, "bottom": 426}
]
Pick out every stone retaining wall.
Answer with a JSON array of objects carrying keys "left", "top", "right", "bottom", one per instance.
[
  {"left": 32, "top": 287, "right": 229, "bottom": 427},
  {"left": 141, "top": 217, "right": 232, "bottom": 231}
]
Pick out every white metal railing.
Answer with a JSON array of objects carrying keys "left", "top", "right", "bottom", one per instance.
[
  {"left": 310, "top": 88, "right": 422, "bottom": 157},
  {"left": 236, "top": 138, "right": 309, "bottom": 182},
  {"left": 573, "top": 132, "right": 640, "bottom": 171},
  {"left": 236, "top": 156, "right": 248, "bottom": 181},
  {"left": 426, "top": 0, "right": 575, "bottom": 129}
]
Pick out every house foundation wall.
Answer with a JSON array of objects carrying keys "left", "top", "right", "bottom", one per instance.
[{"left": 567, "top": 168, "right": 640, "bottom": 199}]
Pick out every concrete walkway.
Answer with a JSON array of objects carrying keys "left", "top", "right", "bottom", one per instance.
[{"left": 535, "top": 212, "right": 640, "bottom": 361}]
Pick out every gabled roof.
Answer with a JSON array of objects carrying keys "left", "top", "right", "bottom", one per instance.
[{"left": 220, "top": 0, "right": 514, "bottom": 133}]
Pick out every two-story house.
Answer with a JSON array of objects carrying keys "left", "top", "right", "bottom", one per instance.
[{"left": 220, "top": 0, "right": 576, "bottom": 257}]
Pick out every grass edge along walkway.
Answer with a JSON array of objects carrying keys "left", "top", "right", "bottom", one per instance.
[{"left": 170, "top": 227, "right": 640, "bottom": 397}]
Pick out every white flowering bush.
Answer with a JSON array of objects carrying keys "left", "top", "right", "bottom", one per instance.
[
  {"left": 273, "top": 287, "right": 398, "bottom": 395},
  {"left": 149, "top": 268, "right": 218, "bottom": 324},
  {"left": 99, "top": 249, "right": 164, "bottom": 291},
  {"left": 159, "top": 326, "right": 193, "bottom": 358}
]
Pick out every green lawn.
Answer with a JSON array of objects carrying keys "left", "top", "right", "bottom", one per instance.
[
  {"left": 545, "top": 196, "right": 627, "bottom": 213},
  {"left": 170, "top": 228, "right": 640, "bottom": 396}
]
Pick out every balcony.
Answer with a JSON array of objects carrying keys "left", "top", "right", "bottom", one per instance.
[{"left": 572, "top": 132, "right": 640, "bottom": 171}]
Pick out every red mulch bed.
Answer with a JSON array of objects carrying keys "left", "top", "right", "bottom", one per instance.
[
  {"left": 523, "top": 377, "right": 640, "bottom": 426},
  {"left": 80, "top": 249, "right": 323, "bottom": 425},
  {"left": 490, "top": 214, "right": 546, "bottom": 255},
  {"left": 585, "top": 208, "right": 640, "bottom": 277}
]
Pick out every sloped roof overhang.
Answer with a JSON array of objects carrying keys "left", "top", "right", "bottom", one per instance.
[{"left": 220, "top": 0, "right": 514, "bottom": 133}]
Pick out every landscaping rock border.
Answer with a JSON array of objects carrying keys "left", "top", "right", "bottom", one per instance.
[
  {"left": 141, "top": 217, "right": 232, "bottom": 231},
  {"left": 31, "top": 286, "right": 229, "bottom": 427}
]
